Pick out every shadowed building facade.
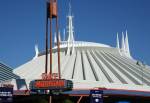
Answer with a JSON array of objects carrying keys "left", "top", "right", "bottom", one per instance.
[{"left": 0, "top": 62, "right": 19, "bottom": 82}]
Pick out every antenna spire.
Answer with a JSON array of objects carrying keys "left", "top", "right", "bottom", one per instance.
[
  {"left": 59, "top": 31, "right": 61, "bottom": 42},
  {"left": 69, "top": 0, "right": 72, "bottom": 15},
  {"left": 54, "top": 32, "right": 57, "bottom": 43},
  {"left": 63, "top": 29, "right": 66, "bottom": 41},
  {"left": 67, "top": 0, "right": 75, "bottom": 55},
  {"left": 33, "top": 44, "right": 39, "bottom": 59},
  {"left": 121, "top": 32, "right": 125, "bottom": 52},
  {"left": 116, "top": 32, "right": 120, "bottom": 49},
  {"left": 125, "top": 30, "right": 130, "bottom": 55}
]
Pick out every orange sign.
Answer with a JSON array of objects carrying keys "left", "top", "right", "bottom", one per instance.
[{"left": 34, "top": 80, "right": 65, "bottom": 89}]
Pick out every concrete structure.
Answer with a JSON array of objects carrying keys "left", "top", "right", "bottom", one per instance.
[
  {"left": 0, "top": 62, "right": 19, "bottom": 82},
  {"left": 13, "top": 5, "right": 150, "bottom": 96},
  {"left": 0, "top": 2, "right": 149, "bottom": 103}
]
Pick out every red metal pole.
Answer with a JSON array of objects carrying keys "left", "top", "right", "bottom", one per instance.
[
  {"left": 45, "top": 2, "right": 49, "bottom": 74},
  {"left": 55, "top": 0, "right": 61, "bottom": 79},
  {"left": 49, "top": 0, "right": 52, "bottom": 76}
]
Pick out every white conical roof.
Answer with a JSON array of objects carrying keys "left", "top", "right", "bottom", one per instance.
[
  {"left": 13, "top": 1, "right": 150, "bottom": 93},
  {"left": 13, "top": 41, "right": 150, "bottom": 92}
]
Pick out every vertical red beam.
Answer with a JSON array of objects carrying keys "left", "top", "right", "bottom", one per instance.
[
  {"left": 49, "top": 0, "right": 53, "bottom": 76},
  {"left": 55, "top": 0, "right": 61, "bottom": 79},
  {"left": 48, "top": 0, "right": 60, "bottom": 78},
  {"left": 45, "top": 2, "right": 49, "bottom": 74}
]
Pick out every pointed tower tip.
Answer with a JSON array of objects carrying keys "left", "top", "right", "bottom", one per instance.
[
  {"left": 33, "top": 44, "right": 39, "bottom": 59},
  {"left": 125, "top": 30, "right": 128, "bottom": 37},
  {"left": 68, "top": 0, "right": 72, "bottom": 16},
  {"left": 126, "top": 30, "right": 128, "bottom": 35},
  {"left": 122, "top": 31, "right": 124, "bottom": 35},
  {"left": 54, "top": 32, "right": 57, "bottom": 43},
  {"left": 116, "top": 32, "right": 120, "bottom": 49},
  {"left": 35, "top": 44, "right": 39, "bottom": 53},
  {"left": 117, "top": 32, "right": 119, "bottom": 36},
  {"left": 67, "top": 0, "right": 75, "bottom": 55},
  {"left": 121, "top": 32, "right": 125, "bottom": 52},
  {"left": 63, "top": 29, "right": 66, "bottom": 41},
  {"left": 116, "top": 32, "right": 121, "bottom": 55},
  {"left": 67, "top": 0, "right": 75, "bottom": 42},
  {"left": 59, "top": 31, "right": 61, "bottom": 42},
  {"left": 125, "top": 30, "right": 130, "bottom": 54}
]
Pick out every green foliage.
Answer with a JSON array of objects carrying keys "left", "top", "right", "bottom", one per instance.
[
  {"left": 28, "top": 96, "right": 48, "bottom": 103},
  {"left": 63, "top": 99, "right": 74, "bottom": 103},
  {"left": 38, "top": 98, "right": 48, "bottom": 103}
]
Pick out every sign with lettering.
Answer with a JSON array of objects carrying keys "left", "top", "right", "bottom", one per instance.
[
  {"left": 30, "top": 79, "right": 73, "bottom": 90},
  {"left": 90, "top": 90, "right": 103, "bottom": 103},
  {"left": 0, "top": 87, "right": 13, "bottom": 103},
  {"left": 34, "top": 79, "right": 65, "bottom": 89}
]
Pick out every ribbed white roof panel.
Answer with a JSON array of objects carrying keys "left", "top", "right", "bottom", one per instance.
[{"left": 13, "top": 42, "right": 150, "bottom": 91}]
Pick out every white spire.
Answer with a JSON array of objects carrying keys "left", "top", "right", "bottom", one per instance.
[
  {"left": 69, "top": 0, "right": 72, "bottom": 16},
  {"left": 54, "top": 31, "right": 61, "bottom": 46},
  {"left": 54, "top": 32, "right": 57, "bottom": 44},
  {"left": 63, "top": 29, "right": 66, "bottom": 41},
  {"left": 116, "top": 32, "right": 120, "bottom": 49},
  {"left": 33, "top": 44, "right": 39, "bottom": 59},
  {"left": 121, "top": 32, "right": 125, "bottom": 52},
  {"left": 67, "top": 14, "right": 74, "bottom": 42},
  {"left": 59, "top": 31, "right": 61, "bottom": 42},
  {"left": 67, "top": 0, "right": 74, "bottom": 42},
  {"left": 67, "top": 1, "right": 75, "bottom": 55},
  {"left": 120, "top": 30, "right": 132, "bottom": 59},
  {"left": 125, "top": 30, "right": 130, "bottom": 54}
]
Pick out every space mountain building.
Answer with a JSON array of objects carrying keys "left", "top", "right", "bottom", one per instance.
[{"left": 13, "top": 4, "right": 150, "bottom": 98}]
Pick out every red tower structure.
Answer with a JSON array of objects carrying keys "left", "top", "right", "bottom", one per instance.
[
  {"left": 44, "top": 0, "right": 61, "bottom": 79},
  {"left": 31, "top": 0, "right": 73, "bottom": 97}
]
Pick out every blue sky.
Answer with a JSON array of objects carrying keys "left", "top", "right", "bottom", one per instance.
[{"left": 0, "top": 0, "right": 150, "bottom": 68}]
